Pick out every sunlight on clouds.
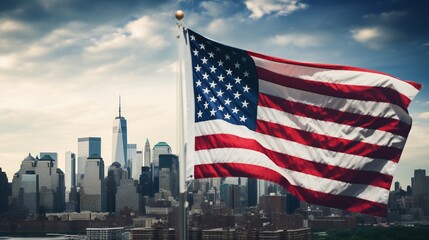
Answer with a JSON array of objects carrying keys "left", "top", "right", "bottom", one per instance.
[
  {"left": 402, "top": 124, "right": 429, "bottom": 161},
  {"left": 245, "top": 0, "right": 307, "bottom": 19},
  {"left": 86, "top": 16, "right": 169, "bottom": 53},
  {"left": 418, "top": 112, "right": 429, "bottom": 119},
  {"left": 269, "top": 33, "right": 325, "bottom": 48},
  {"left": 350, "top": 27, "right": 386, "bottom": 49},
  {"left": 351, "top": 27, "right": 381, "bottom": 43},
  {"left": 0, "top": 19, "right": 28, "bottom": 32}
]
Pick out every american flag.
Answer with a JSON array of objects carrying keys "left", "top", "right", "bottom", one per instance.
[{"left": 182, "top": 28, "right": 421, "bottom": 216}]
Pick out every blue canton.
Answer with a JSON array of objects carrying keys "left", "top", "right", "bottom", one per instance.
[{"left": 188, "top": 29, "right": 258, "bottom": 131}]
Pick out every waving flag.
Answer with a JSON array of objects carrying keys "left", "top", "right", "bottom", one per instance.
[{"left": 182, "top": 28, "right": 421, "bottom": 216}]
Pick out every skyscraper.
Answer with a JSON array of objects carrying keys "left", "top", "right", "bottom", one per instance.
[
  {"left": 77, "top": 137, "right": 101, "bottom": 185},
  {"left": 413, "top": 169, "right": 427, "bottom": 209},
  {"left": 65, "top": 151, "right": 76, "bottom": 192},
  {"left": 0, "top": 168, "right": 9, "bottom": 213},
  {"left": 80, "top": 154, "right": 105, "bottom": 212},
  {"left": 151, "top": 142, "right": 172, "bottom": 192},
  {"left": 127, "top": 143, "right": 138, "bottom": 179},
  {"left": 152, "top": 142, "right": 172, "bottom": 167},
  {"left": 144, "top": 139, "right": 151, "bottom": 167},
  {"left": 9, "top": 153, "right": 65, "bottom": 213},
  {"left": 112, "top": 96, "right": 128, "bottom": 168},
  {"left": 135, "top": 150, "right": 143, "bottom": 180}
]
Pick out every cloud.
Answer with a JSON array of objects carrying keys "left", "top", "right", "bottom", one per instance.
[
  {"left": 418, "top": 112, "right": 429, "bottom": 119},
  {"left": 350, "top": 27, "right": 389, "bottom": 49},
  {"left": 269, "top": 33, "right": 325, "bottom": 48},
  {"left": 200, "top": 1, "right": 225, "bottom": 17},
  {"left": 86, "top": 16, "right": 169, "bottom": 54},
  {"left": 363, "top": 11, "right": 407, "bottom": 22},
  {"left": 0, "top": 19, "right": 28, "bottom": 32},
  {"left": 245, "top": 0, "right": 307, "bottom": 19}
]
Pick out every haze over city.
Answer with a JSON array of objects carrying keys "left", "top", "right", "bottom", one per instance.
[{"left": 0, "top": 0, "right": 428, "bottom": 189}]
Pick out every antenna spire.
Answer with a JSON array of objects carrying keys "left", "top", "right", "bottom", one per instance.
[{"left": 119, "top": 95, "right": 121, "bottom": 118}]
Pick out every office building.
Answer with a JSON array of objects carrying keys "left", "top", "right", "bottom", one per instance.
[
  {"left": 112, "top": 96, "right": 128, "bottom": 168},
  {"left": 158, "top": 154, "right": 179, "bottom": 198},
  {"left": 9, "top": 153, "right": 65, "bottom": 214},
  {"left": 116, "top": 175, "right": 140, "bottom": 214},
  {"left": 127, "top": 143, "right": 138, "bottom": 179},
  {"left": 21, "top": 174, "right": 40, "bottom": 214},
  {"left": 413, "top": 169, "right": 427, "bottom": 208},
  {"left": 77, "top": 137, "right": 101, "bottom": 185},
  {"left": 151, "top": 142, "right": 172, "bottom": 191},
  {"left": 152, "top": 142, "right": 172, "bottom": 169},
  {"left": 144, "top": 139, "right": 151, "bottom": 167},
  {"left": 0, "top": 168, "right": 9, "bottom": 213},
  {"left": 139, "top": 166, "right": 153, "bottom": 197},
  {"left": 86, "top": 227, "right": 124, "bottom": 240},
  {"left": 64, "top": 151, "right": 76, "bottom": 202},
  {"left": 248, "top": 178, "right": 258, "bottom": 207},
  {"left": 80, "top": 154, "right": 105, "bottom": 212},
  {"left": 106, "top": 162, "right": 122, "bottom": 213}
]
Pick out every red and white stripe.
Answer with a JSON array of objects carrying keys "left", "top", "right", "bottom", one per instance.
[{"left": 188, "top": 49, "right": 421, "bottom": 216}]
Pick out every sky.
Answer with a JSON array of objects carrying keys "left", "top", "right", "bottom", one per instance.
[{"left": 0, "top": 0, "right": 428, "bottom": 189}]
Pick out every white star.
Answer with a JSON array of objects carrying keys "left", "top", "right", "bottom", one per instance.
[
  {"left": 209, "top": 81, "right": 217, "bottom": 88},
  {"left": 218, "top": 74, "right": 225, "bottom": 82},
  {"left": 195, "top": 80, "right": 202, "bottom": 87},
  {"left": 218, "top": 105, "right": 224, "bottom": 111},
  {"left": 203, "top": 88, "right": 210, "bottom": 94},
  {"left": 199, "top": 43, "right": 205, "bottom": 49},
  {"left": 226, "top": 83, "right": 233, "bottom": 90},
  {"left": 224, "top": 113, "right": 231, "bottom": 120},
  {"left": 234, "top": 77, "right": 242, "bottom": 84},
  {"left": 216, "top": 90, "right": 224, "bottom": 97},
  {"left": 210, "top": 65, "right": 217, "bottom": 73},
  {"left": 203, "top": 101, "right": 209, "bottom": 109},
  {"left": 216, "top": 47, "right": 221, "bottom": 52},
  {"left": 244, "top": 71, "right": 249, "bottom": 77},
  {"left": 194, "top": 64, "right": 201, "bottom": 72},
  {"left": 225, "top": 54, "right": 230, "bottom": 60},
  {"left": 201, "top": 57, "right": 208, "bottom": 64},
  {"left": 210, "top": 96, "right": 217, "bottom": 102},
  {"left": 242, "top": 100, "right": 249, "bottom": 108},
  {"left": 232, "top": 107, "right": 239, "bottom": 114},
  {"left": 243, "top": 85, "right": 250, "bottom": 92},
  {"left": 193, "top": 49, "right": 199, "bottom": 56},
  {"left": 226, "top": 69, "right": 233, "bottom": 75},
  {"left": 197, "top": 110, "right": 203, "bottom": 118},
  {"left": 190, "top": 35, "right": 196, "bottom": 41},
  {"left": 234, "top": 91, "right": 241, "bottom": 99},
  {"left": 218, "top": 60, "right": 224, "bottom": 67},
  {"left": 208, "top": 52, "right": 215, "bottom": 58},
  {"left": 239, "top": 115, "right": 247, "bottom": 122},
  {"left": 202, "top": 73, "right": 209, "bottom": 80},
  {"left": 234, "top": 62, "right": 240, "bottom": 68},
  {"left": 196, "top": 94, "right": 202, "bottom": 102},
  {"left": 224, "top": 98, "right": 232, "bottom": 105},
  {"left": 210, "top": 108, "right": 216, "bottom": 116}
]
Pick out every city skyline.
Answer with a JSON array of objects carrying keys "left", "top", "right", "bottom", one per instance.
[{"left": 0, "top": 0, "right": 428, "bottom": 190}]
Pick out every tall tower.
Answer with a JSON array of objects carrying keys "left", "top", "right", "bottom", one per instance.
[
  {"left": 77, "top": 137, "right": 101, "bottom": 185},
  {"left": 65, "top": 151, "right": 76, "bottom": 199},
  {"left": 144, "top": 139, "right": 151, "bottom": 167},
  {"left": 112, "top": 96, "right": 128, "bottom": 167}
]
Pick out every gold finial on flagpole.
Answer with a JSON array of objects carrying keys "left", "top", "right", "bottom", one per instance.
[{"left": 175, "top": 10, "right": 184, "bottom": 21}]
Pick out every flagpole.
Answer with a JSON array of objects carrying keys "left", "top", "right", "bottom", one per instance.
[{"left": 175, "top": 10, "right": 187, "bottom": 240}]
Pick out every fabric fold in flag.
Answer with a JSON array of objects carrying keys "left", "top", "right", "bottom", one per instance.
[{"left": 181, "top": 28, "right": 422, "bottom": 217}]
